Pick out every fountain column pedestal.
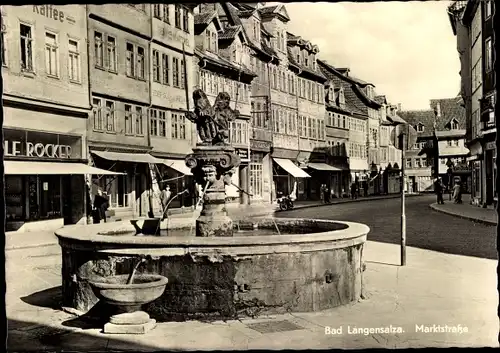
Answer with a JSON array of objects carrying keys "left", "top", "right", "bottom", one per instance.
[{"left": 186, "top": 144, "right": 241, "bottom": 237}]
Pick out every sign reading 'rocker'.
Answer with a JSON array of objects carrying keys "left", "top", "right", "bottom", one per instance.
[{"left": 4, "top": 140, "right": 72, "bottom": 159}]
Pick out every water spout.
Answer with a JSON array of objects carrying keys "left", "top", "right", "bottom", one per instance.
[{"left": 127, "top": 256, "right": 147, "bottom": 285}]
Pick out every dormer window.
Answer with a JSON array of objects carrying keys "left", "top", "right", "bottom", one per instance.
[
  {"left": 450, "top": 119, "right": 459, "bottom": 130},
  {"left": 339, "top": 88, "right": 345, "bottom": 105},
  {"left": 304, "top": 52, "right": 309, "bottom": 66},
  {"left": 416, "top": 123, "right": 425, "bottom": 132},
  {"left": 206, "top": 29, "right": 217, "bottom": 53},
  {"left": 328, "top": 86, "right": 334, "bottom": 103}
]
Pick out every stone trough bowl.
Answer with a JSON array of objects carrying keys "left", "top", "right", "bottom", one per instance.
[{"left": 88, "top": 274, "right": 168, "bottom": 334}]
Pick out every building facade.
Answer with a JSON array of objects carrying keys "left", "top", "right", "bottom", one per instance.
[
  {"left": 399, "top": 97, "right": 469, "bottom": 193},
  {"left": 1, "top": 5, "right": 118, "bottom": 232},
  {"left": 449, "top": 0, "right": 496, "bottom": 207}
]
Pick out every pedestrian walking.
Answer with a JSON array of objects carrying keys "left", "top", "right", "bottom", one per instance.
[
  {"left": 324, "top": 186, "right": 331, "bottom": 203},
  {"left": 350, "top": 182, "right": 357, "bottom": 200},
  {"left": 320, "top": 184, "right": 326, "bottom": 203},
  {"left": 160, "top": 184, "right": 172, "bottom": 219},
  {"left": 434, "top": 177, "right": 444, "bottom": 204},
  {"left": 453, "top": 181, "right": 462, "bottom": 204}
]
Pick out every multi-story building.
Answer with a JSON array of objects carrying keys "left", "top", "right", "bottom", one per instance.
[
  {"left": 449, "top": 0, "right": 496, "bottom": 207},
  {"left": 211, "top": 2, "right": 276, "bottom": 205},
  {"left": 286, "top": 32, "right": 328, "bottom": 201},
  {"left": 317, "top": 61, "right": 371, "bottom": 189},
  {"left": 193, "top": 4, "right": 256, "bottom": 205},
  {"left": 86, "top": 4, "right": 155, "bottom": 218},
  {"left": 2, "top": 5, "right": 118, "bottom": 232},
  {"left": 149, "top": 4, "right": 196, "bottom": 210},
  {"left": 399, "top": 97, "right": 469, "bottom": 193}
]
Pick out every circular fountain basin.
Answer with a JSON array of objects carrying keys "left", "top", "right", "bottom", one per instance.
[
  {"left": 89, "top": 274, "right": 168, "bottom": 313},
  {"left": 56, "top": 217, "right": 369, "bottom": 322}
]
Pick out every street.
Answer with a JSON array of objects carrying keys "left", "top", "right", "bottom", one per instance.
[{"left": 276, "top": 194, "right": 498, "bottom": 260}]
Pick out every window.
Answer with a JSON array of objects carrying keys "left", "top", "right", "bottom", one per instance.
[
  {"left": 450, "top": 119, "right": 459, "bottom": 130},
  {"left": 416, "top": 123, "right": 425, "bottom": 132},
  {"left": 137, "top": 46, "right": 145, "bottom": 79},
  {"left": 153, "top": 50, "right": 160, "bottom": 82},
  {"left": 135, "top": 106, "right": 144, "bottom": 135},
  {"left": 92, "top": 98, "right": 104, "bottom": 130},
  {"left": 447, "top": 140, "right": 452, "bottom": 147},
  {"left": 230, "top": 121, "right": 249, "bottom": 144},
  {"left": 94, "top": 31, "right": 103, "bottom": 67},
  {"left": 180, "top": 59, "right": 185, "bottom": 89},
  {"left": 454, "top": 140, "right": 459, "bottom": 147},
  {"left": 68, "top": 39, "right": 80, "bottom": 82},
  {"left": 485, "top": 37, "right": 493, "bottom": 72},
  {"left": 171, "top": 113, "right": 186, "bottom": 139},
  {"left": 162, "top": 53, "right": 169, "bottom": 85},
  {"left": 172, "top": 57, "right": 180, "bottom": 87},
  {"left": 126, "top": 43, "right": 135, "bottom": 77},
  {"left": 1, "top": 20, "right": 6, "bottom": 66},
  {"left": 125, "top": 104, "right": 133, "bottom": 134},
  {"left": 175, "top": 5, "right": 182, "bottom": 29},
  {"left": 150, "top": 109, "right": 158, "bottom": 136},
  {"left": 472, "top": 60, "right": 481, "bottom": 92},
  {"left": 158, "top": 110, "right": 167, "bottom": 137},
  {"left": 182, "top": 6, "right": 189, "bottom": 33},
  {"left": 485, "top": 0, "right": 492, "bottom": 19},
  {"left": 422, "top": 158, "right": 427, "bottom": 167},
  {"left": 406, "top": 158, "right": 412, "bottom": 168},
  {"left": 163, "top": 4, "right": 170, "bottom": 24},
  {"left": 154, "top": 4, "right": 161, "bottom": 18},
  {"left": 415, "top": 158, "right": 421, "bottom": 168},
  {"left": 106, "top": 36, "right": 117, "bottom": 72},
  {"left": 105, "top": 101, "right": 115, "bottom": 132},
  {"left": 20, "top": 24, "right": 34, "bottom": 72}
]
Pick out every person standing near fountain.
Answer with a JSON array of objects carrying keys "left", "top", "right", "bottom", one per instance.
[{"left": 160, "top": 184, "right": 172, "bottom": 219}]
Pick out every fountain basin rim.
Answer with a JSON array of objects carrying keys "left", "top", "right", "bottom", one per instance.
[
  {"left": 55, "top": 218, "right": 369, "bottom": 248},
  {"left": 88, "top": 274, "right": 168, "bottom": 290}
]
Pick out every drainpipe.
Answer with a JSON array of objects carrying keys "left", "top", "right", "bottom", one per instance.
[
  {"left": 267, "top": 55, "right": 275, "bottom": 203},
  {"left": 146, "top": 6, "right": 154, "bottom": 217},
  {"left": 85, "top": 4, "right": 92, "bottom": 224},
  {"left": 294, "top": 66, "right": 303, "bottom": 200}
]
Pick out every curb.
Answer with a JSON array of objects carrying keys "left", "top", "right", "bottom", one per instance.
[
  {"left": 5, "top": 242, "right": 58, "bottom": 251},
  {"left": 429, "top": 203, "right": 497, "bottom": 226},
  {"left": 292, "top": 193, "right": 425, "bottom": 210}
]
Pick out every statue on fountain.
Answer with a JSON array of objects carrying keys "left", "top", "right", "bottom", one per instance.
[
  {"left": 185, "top": 89, "right": 242, "bottom": 237},
  {"left": 186, "top": 89, "right": 240, "bottom": 146}
]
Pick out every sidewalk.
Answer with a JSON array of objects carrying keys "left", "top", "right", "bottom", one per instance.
[
  {"left": 7, "top": 240, "right": 498, "bottom": 350},
  {"left": 430, "top": 194, "right": 497, "bottom": 226},
  {"left": 5, "top": 193, "right": 423, "bottom": 251}
]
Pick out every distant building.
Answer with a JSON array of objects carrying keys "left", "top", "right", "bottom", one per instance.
[
  {"left": 399, "top": 97, "right": 469, "bottom": 193},
  {"left": 448, "top": 0, "right": 496, "bottom": 207}
]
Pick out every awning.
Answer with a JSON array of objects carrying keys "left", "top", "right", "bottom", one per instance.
[
  {"left": 273, "top": 158, "right": 311, "bottom": 178},
  {"left": 4, "top": 161, "right": 125, "bottom": 175},
  {"left": 304, "top": 163, "right": 343, "bottom": 172},
  {"left": 159, "top": 158, "right": 193, "bottom": 175},
  {"left": 92, "top": 150, "right": 160, "bottom": 164}
]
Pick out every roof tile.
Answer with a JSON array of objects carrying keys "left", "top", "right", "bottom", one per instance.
[
  {"left": 218, "top": 25, "right": 241, "bottom": 40},
  {"left": 194, "top": 11, "right": 216, "bottom": 25}
]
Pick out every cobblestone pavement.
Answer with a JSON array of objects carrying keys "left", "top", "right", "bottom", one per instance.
[{"left": 276, "top": 194, "right": 498, "bottom": 260}]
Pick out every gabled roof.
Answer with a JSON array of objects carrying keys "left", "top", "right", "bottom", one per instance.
[
  {"left": 218, "top": 25, "right": 244, "bottom": 43},
  {"left": 287, "top": 47, "right": 327, "bottom": 82},
  {"left": 194, "top": 11, "right": 222, "bottom": 33},
  {"left": 258, "top": 4, "right": 290, "bottom": 22},
  {"left": 318, "top": 60, "right": 367, "bottom": 117},
  {"left": 430, "top": 97, "right": 466, "bottom": 130},
  {"left": 397, "top": 110, "right": 436, "bottom": 138},
  {"left": 195, "top": 49, "right": 257, "bottom": 80},
  {"left": 374, "top": 95, "right": 387, "bottom": 105},
  {"left": 287, "top": 32, "right": 319, "bottom": 54},
  {"left": 351, "top": 84, "right": 382, "bottom": 109}
]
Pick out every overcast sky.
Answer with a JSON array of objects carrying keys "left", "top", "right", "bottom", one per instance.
[{"left": 276, "top": 1, "right": 460, "bottom": 110}]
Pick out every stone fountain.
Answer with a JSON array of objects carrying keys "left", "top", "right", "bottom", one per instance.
[{"left": 56, "top": 89, "right": 369, "bottom": 325}]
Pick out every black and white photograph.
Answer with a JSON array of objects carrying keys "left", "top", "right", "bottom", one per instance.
[{"left": 2, "top": 0, "right": 498, "bottom": 350}]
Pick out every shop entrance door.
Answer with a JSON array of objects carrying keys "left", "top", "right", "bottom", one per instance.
[{"left": 62, "top": 176, "right": 72, "bottom": 225}]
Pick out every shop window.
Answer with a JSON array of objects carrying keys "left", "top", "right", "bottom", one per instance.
[{"left": 5, "top": 176, "right": 25, "bottom": 223}]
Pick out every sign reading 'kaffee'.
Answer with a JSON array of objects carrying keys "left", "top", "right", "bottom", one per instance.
[{"left": 33, "top": 5, "right": 65, "bottom": 23}]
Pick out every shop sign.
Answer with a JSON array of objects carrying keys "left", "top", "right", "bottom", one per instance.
[
  {"left": 4, "top": 140, "right": 72, "bottom": 158},
  {"left": 236, "top": 148, "right": 249, "bottom": 161},
  {"left": 33, "top": 5, "right": 66, "bottom": 23}
]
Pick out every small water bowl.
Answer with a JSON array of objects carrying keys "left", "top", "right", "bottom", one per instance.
[{"left": 89, "top": 274, "right": 168, "bottom": 313}]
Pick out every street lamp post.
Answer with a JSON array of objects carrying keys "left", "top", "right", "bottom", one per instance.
[{"left": 399, "top": 127, "right": 407, "bottom": 267}]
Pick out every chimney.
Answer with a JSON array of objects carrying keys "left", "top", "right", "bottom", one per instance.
[
  {"left": 435, "top": 102, "right": 441, "bottom": 117},
  {"left": 397, "top": 103, "right": 402, "bottom": 112}
]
